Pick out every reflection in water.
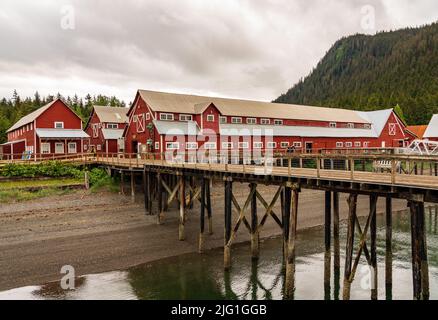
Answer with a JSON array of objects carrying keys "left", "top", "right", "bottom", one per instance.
[{"left": 1, "top": 206, "right": 438, "bottom": 300}]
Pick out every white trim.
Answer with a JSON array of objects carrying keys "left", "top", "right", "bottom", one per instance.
[
  {"left": 186, "top": 142, "right": 198, "bottom": 150},
  {"left": 68, "top": 142, "right": 77, "bottom": 154},
  {"left": 273, "top": 119, "right": 283, "bottom": 126},
  {"left": 329, "top": 122, "right": 337, "bottom": 128},
  {"left": 336, "top": 142, "right": 344, "bottom": 148},
  {"left": 280, "top": 141, "right": 289, "bottom": 148},
  {"left": 206, "top": 114, "right": 215, "bottom": 122},
  {"left": 160, "top": 113, "right": 174, "bottom": 121},
  {"left": 238, "top": 141, "right": 249, "bottom": 149},
  {"left": 260, "top": 118, "right": 270, "bottom": 125},
  {"left": 345, "top": 142, "right": 353, "bottom": 148},
  {"left": 41, "top": 142, "right": 51, "bottom": 154},
  {"left": 55, "top": 142, "right": 64, "bottom": 154},
  {"left": 54, "top": 121, "right": 64, "bottom": 129},
  {"left": 347, "top": 123, "right": 354, "bottom": 128},
  {"left": 222, "top": 142, "right": 233, "bottom": 149},
  {"left": 220, "top": 116, "right": 227, "bottom": 124},
  {"left": 166, "top": 141, "right": 179, "bottom": 150},
  {"left": 204, "top": 142, "right": 217, "bottom": 150},
  {"left": 180, "top": 114, "right": 193, "bottom": 121},
  {"left": 246, "top": 118, "right": 256, "bottom": 125},
  {"left": 107, "top": 123, "right": 118, "bottom": 129},
  {"left": 231, "top": 117, "right": 242, "bottom": 124},
  {"left": 354, "top": 141, "right": 361, "bottom": 147},
  {"left": 253, "top": 141, "right": 263, "bottom": 149},
  {"left": 267, "top": 141, "right": 277, "bottom": 149},
  {"left": 293, "top": 141, "right": 302, "bottom": 148}
]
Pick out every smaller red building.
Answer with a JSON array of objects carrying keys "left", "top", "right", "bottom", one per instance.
[
  {"left": 84, "top": 105, "right": 128, "bottom": 154},
  {"left": 2, "top": 99, "right": 89, "bottom": 159}
]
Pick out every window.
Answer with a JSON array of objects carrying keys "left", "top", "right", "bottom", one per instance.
[
  {"left": 253, "top": 142, "right": 263, "bottom": 149},
  {"left": 363, "top": 142, "right": 370, "bottom": 147},
  {"left": 231, "top": 117, "right": 242, "bottom": 124},
  {"left": 329, "top": 122, "right": 337, "bottom": 128},
  {"left": 389, "top": 123, "right": 396, "bottom": 136},
  {"left": 145, "top": 113, "right": 150, "bottom": 120},
  {"left": 281, "top": 142, "right": 289, "bottom": 148},
  {"left": 222, "top": 142, "right": 233, "bottom": 149},
  {"left": 68, "top": 142, "right": 77, "bottom": 154},
  {"left": 30, "top": 123, "right": 33, "bottom": 130},
  {"left": 166, "top": 142, "right": 179, "bottom": 150},
  {"left": 220, "top": 116, "right": 227, "bottom": 124},
  {"left": 41, "top": 143, "right": 51, "bottom": 154},
  {"left": 186, "top": 142, "right": 198, "bottom": 150},
  {"left": 274, "top": 119, "right": 283, "bottom": 125},
  {"left": 293, "top": 142, "right": 302, "bottom": 148},
  {"left": 54, "top": 122, "right": 64, "bottom": 129},
  {"left": 204, "top": 142, "right": 217, "bottom": 150},
  {"left": 92, "top": 124, "right": 99, "bottom": 138},
  {"left": 97, "top": 145, "right": 102, "bottom": 151},
  {"left": 136, "top": 114, "right": 145, "bottom": 132},
  {"left": 55, "top": 142, "right": 64, "bottom": 154},
  {"left": 267, "top": 142, "right": 277, "bottom": 149},
  {"left": 364, "top": 124, "right": 371, "bottom": 129},
  {"left": 180, "top": 114, "right": 193, "bottom": 121},
  {"left": 239, "top": 142, "right": 249, "bottom": 149},
  {"left": 354, "top": 142, "right": 361, "bottom": 147},
  {"left": 260, "top": 119, "right": 270, "bottom": 125},
  {"left": 347, "top": 123, "right": 354, "bottom": 128},
  {"left": 154, "top": 142, "right": 160, "bottom": 150},
  {"left": 206, "top": 114, "right": 215, "bottom": 122},
  {"left": 160, "top": 113, "right": 174, "bottom": 121},
  {"left": 336, "top": 142, "right": 344, "bottom": 148},
  {"left": 345, "top": 142, "right": 353, "bottom": 148},
  {"left": 246, "top": 118, "right": 256, "bottom": 124},
  {"left": 107, "top": 123, "right": 118, "bottom": 129}
]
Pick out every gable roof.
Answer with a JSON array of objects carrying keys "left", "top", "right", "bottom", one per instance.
[
  {"left": 356, "top": 109, "right": 393, "bottom": 136},
  {"left": 138, "top": 90, "right": 370, "bottom": 124},
  {"left": 424, "top": 115, "right": 438, "bottom": 138},
  {"left": 93, "top": 105, "right": 129, "bottom": 123},
  {"left": 7, "top": 100, "right": 58, "bottom": 132}
]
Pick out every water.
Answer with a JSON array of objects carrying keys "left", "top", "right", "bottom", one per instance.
[{"left": 1, "top": 207, "right": 438, "bottom": 300}]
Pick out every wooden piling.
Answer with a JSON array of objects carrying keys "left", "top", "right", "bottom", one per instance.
[
  {"left": 250, "top": 183, "right": 259, "bottom": 260},
  {"left": 285, "top": 188, "right": 299, "bottom": 299},
  {"left": 324, "top": 190, "right": 331, "bottom": 299},
  {"left": 385, "top": 196, "right": 393, "bottom": 299},
  {"left": 120, "top": 171, "right": 125, "bottom": 195},
  {"left": 370, "top": 194, "right": 378, "bottom": 300},
  {"left": 199, "top": 177, "right": 206, "bottom": 253},
  {"left": 206, "top": 178, "right": 213, "bottom": 235},
  {"left": 157, "top": 172, "right": 163, "bottom": 224},
  {"left": 130, "top": 171, "right": 135, "bottom": 200},
  {"left": 333, "top": 191, "right": 340, "bottom": 300},
  {"left": 143, "top": 169, "right": 148, "bottom": 215},
  {"left": 147, "top": 171, "right": 153, "bottom": 215},
  {"left": 343, "top": 194, "right": 357, "bottom": 300},
  {"left": 178, "top": 173, "right": 186, "bottom": 241},
  {"left": 282, "top": 186, "right": 291, "bottom": 264},
  {"left": 224, "top": 176, "right": 233, "bottom": 270}
]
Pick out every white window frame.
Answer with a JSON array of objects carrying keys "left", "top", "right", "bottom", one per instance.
[
  {"left": 267, "top": 142, "right": 277, "bottom": 149},
  {"left": 354, "top": 142, "right": 361, "bottom": 147},
  {"left": 363, "top": 141, "right": 370, "bottom": 148},
  {"left": 97, "top": 145, "right": 102, "bottom": 151},
  {"left": 68, "top": 142, "right": 77, "bottom": 154},
  {"left": 389, "top": 123, "right": 396, "bottom": 136},
  {"left": 166, "top": 142, "right": 179, "bottom": 150},
  {"left": 347, "top": 123, "right": 354, "bottom": 129},
  {"left": 145, "top": 112, "right": 150, "bottom": 120},
  {"left": 160, "top": 113, "right": 174, "bottom": 121},
  {"left": 55, "top": 142, "right": 64, "bottom": 154},
  {"left": 41, "top": 143, "right": 51, "bottom": 154},
  {"left": 260, "top": 118, "right": 270, "bottom": 125},
  {"left": 238, "top": 142, "right": 249, "bottom": 149},
  {"left": 336, "top": 142, "right": 344, "bottom": 148},
  {"left": 345, "top": 142, "right": 353, "bottom": 148},
  {"left": 274, "top": 119, "right": 283, "bottom": 126},
  {"left": 231, "top": 117, "right": 242, "bottom": 124},
  {"left": 107, "top": 123, "right": 118, "bottom": 129},
  {"left": 206, "top": 114, "right": 215, "bottom": 122},
  {"left": 293, "top": 142, "right": 302, "bottom": 148},
  {"left": 253, "top": 142, "right": 263, "bottom": 149},
  {"left": 180, "top": 114, "right": 193, "bottom": 122},
  {"left": 246, "top": 118, "right": 256, "bottom": 125},
  {"left": 186, "top": 142, "right": 198, "bottom": 150},
  {"left": 154, "top": 142, "right": 160, "bottom": 150},
  {"left": 220, "top": 116, "right": 227, "bottom": 124},
  {"left": 222, "top": 142, "right": 233, "bottom": 149},
  {"left": 364, "top": 124, "right": 371, "bottom": 129},
  {"left": 329, "top": 122, "right": 337, "bottom": 128},
  {"left": 54, "top": 121, "right": 64, "bottom": 129},
  {"left": 204, "top": 142, "right": 217, "bottom": 150},
  {"left": 281, "top": 142, "right": 289, "bottom": 148},
  {"left": 137, "top": 113, "right": 145, "bottom": 133},
  {"left": 92, "top": 124, "right": 99, "bottom": 138}
]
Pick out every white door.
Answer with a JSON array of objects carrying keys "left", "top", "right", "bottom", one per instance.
[
  {"left": 55, "top": 142, "right": 64, "bottom": 154},
  {"left": 381, "top": 141, "right": 386, "bottom": 148},
  {"left": 68, "top": 142, "right": 77, "bottom": 154}
]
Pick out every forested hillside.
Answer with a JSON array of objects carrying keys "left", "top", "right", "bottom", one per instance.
[{"left": 275, "top": 22, "right": 438, "bottom": 125}]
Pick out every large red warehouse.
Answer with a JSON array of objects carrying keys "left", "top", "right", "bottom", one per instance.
[
  {"left": 2, "top": 99, "right": 89, "bottom": 159},
  {"left": 123, "top": 90, "right": 410, "bottom": 156},
  {"left": 84, "top": 105, "right": 128, "bottom": 154}
]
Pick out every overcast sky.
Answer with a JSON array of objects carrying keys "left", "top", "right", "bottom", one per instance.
[{"left": 0, "top": 0, "right": 437, "bottom": 104}]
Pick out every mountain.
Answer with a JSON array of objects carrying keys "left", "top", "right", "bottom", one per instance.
[{"left": 274, "top": 22, "right": 438, "bottom": 125}]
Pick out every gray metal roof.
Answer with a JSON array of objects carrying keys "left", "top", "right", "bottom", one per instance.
[
  {"left": 7, "top": 100, "right": 57, "bottom": 132},
  {"left": 424, "top": 114, "right": 438, "bottom": 138},
  {"left": 153, "top": 120, "right": 200, "bottom": 136},
  {"left": 101, "top": 128, "right": 124, "bottom": 140},
  {"left": 219, "top": 124, "right": 377, "bottom": 138},
  {"left": 356, "top": 109, "right": 393, "bottom": 136},
  {"left": 94, "top": 105, "right": 128, "bottom": 123},
  {"left": 36, "top": 129, "right": 89, "bottom": 139}
]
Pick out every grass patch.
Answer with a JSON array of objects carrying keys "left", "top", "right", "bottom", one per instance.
[
  {"left": 0, "top": 187, "right": 74, "bottom": 203},
  {"left": 0, "top": 178, "right": 83, "bottom": 190},
  {"left": 90, "top": 175, "right": 119, "bottom": 193}
]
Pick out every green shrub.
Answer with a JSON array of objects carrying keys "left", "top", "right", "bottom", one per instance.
[{"left": 0, "top": 161, "right": 83, "bottom": 179}]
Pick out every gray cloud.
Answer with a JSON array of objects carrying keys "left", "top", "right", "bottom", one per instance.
[{"left": 0, "top": 0, "right": 437, "bottom": 103}]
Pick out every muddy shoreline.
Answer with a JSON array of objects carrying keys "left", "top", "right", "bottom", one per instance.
[{"left": 0, "top": 183, "right": 408, "bottom": 291}]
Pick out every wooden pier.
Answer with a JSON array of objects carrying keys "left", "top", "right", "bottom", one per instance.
[{"left": 2, "top": 150, "right": 438, "bottom": 300}]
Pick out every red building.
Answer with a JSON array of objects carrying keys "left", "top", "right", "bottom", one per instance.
[
  {"left": 84, "top": 105, "right": 128, "bottom": 154},
  {"left": 1, "top": 99, "right": 89, "bottom": 159},
  {"left": 124, "top": 90, "right": 410, "bottom": 157}
]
